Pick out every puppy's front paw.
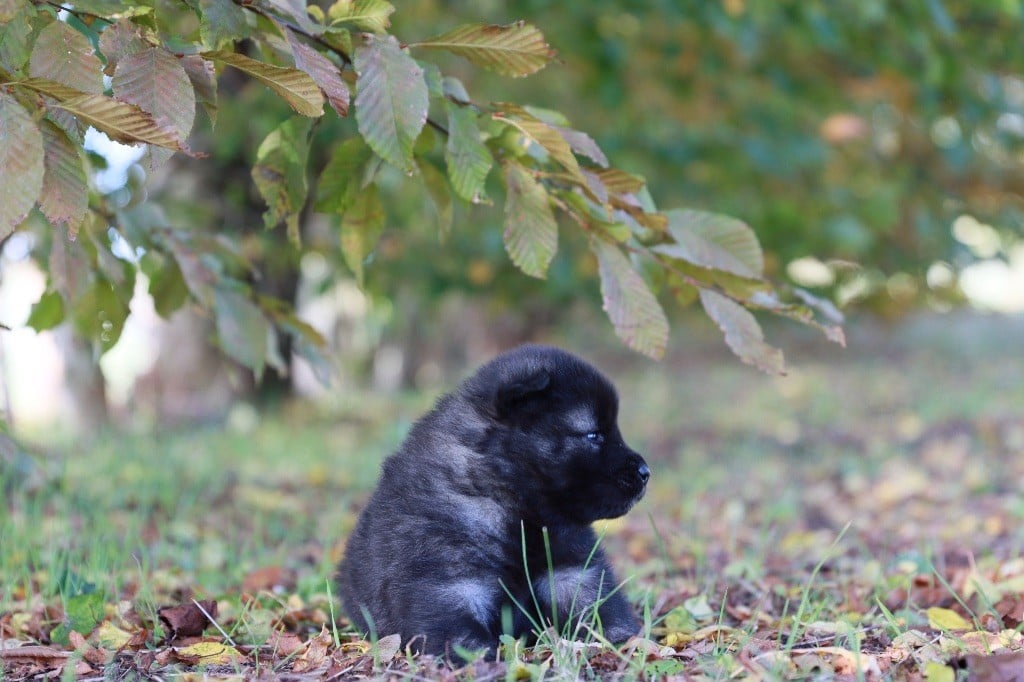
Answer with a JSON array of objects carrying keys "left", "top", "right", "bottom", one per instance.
[{"left": 598, "top": 615, "right": 641, "bottom": 645}]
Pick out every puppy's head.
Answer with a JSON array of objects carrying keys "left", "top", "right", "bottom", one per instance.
[{"left": 463, "top": 345, "right": 649, "bottom": 524}]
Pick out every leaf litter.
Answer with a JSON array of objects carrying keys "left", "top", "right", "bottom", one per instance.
[{"left": 2, "top": 316, "right": 1024, "bottom": 679}]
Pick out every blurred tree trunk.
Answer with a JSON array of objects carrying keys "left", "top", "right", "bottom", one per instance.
[
  {"left": 133, "top": 68, "right": 301, "bottom": 422},
  {"left": 54, "top": 325, "right": 108, "bottom": 433}
]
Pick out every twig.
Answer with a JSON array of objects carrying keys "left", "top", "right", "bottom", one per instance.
[{"left": 191, "top": 598, "right": 238, "bottom": 648}]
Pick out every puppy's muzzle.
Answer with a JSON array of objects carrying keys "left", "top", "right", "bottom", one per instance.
[{"left": 619, "top": 451, "right": 650, "bottom": 500}]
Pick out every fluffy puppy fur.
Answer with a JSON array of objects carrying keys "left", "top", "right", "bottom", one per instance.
[{"left": 337, "top": 345, "right": 650, "bottom": 658}]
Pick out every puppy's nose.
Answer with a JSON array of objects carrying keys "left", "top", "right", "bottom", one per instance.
[{"left": 637, "top": 463, "right": 650, "bottom": 485}]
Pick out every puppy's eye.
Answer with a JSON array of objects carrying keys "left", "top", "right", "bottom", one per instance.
[{"left": 584, "top": 432, "right": 605, "bottom": 445}]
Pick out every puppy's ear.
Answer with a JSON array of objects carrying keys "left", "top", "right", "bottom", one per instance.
[{"left": 493, "top": 368, "right": 550, "bottom": 420}]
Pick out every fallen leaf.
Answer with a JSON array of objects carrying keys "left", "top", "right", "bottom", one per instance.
[
  {"left": 683, "top": 594, "right": 715, "bottom": 621},
  {"left": 966, "top": 651, "right": 1024, "bottom": 681},
  {"left": 95, "top": 621, "right": 137, "bottom": 650},
  {"left": 266, "top": 629, "right": 304, "bottom": 657},
  {"left": 68, "top": 630, "right": 109, "bottom": 666},
  {"left": 0, "top": 645, "right": 71, "bottom": 663},
  {"left": 174, "top": 640, "right": 246, "bottom": 665},
  {"left": 374, "top": 633, "right": 401, "bottom": 661},
  {"left": 923, "top": 661, "right": 955, "bottom": 682},
  {"left": 158, "top": 600, "right": 217, "bottom": 640},
  {"left": 242, "top": 565, "right": 296, "bottom": 593},
  {"left": 292, "top": 624, "right": 332, "bottom": 673},
  {"left": 927, "top": 607, "right": 972, "bottom": 631},
  {"left": 953, "top": 628, "right": 1023, "bottom": 655}
]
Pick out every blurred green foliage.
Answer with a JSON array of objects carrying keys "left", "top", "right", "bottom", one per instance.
[{"left": 387, "top": 0, "right": 1024, "bottom": 309}]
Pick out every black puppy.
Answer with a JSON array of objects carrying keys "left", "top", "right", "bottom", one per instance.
[{"left": 337, "top": 345, "right": 650, "bottom": 658}]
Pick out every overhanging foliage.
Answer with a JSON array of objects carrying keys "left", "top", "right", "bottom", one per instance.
[{"left": 0, "top": 0, "right": 844, "bottom": 376}]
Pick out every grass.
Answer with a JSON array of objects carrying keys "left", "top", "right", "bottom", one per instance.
[{"left": 2, "top": 311, "right": 1024, "bottom": 678}]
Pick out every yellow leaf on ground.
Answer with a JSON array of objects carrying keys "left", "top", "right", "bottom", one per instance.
[
  {"left": 175, "top": 641, "right": 245, "bottom": 665},
  {"left": 927, "top": 607, "right": 971, "bottom": 631},
  {"left": 96, "top": 621, "right": 134, "bottom": 649},
  {"left": 923, "top": 661, "right": 955, "bottom": 682}
]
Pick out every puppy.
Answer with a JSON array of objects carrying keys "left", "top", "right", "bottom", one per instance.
[{"left": 337, "top": 345, "right": 650, "bottom": 658}]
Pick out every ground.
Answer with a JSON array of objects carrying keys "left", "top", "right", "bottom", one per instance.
[{"left": 1, "top": 311, "right": 1023, "bottom": 680}]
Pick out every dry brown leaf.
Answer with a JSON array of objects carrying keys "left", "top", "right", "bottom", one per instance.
[
  {"left": 242, "top": 565, "right": 296, "bottom": 593},
  {"left": 292, "top": 624, "right": 332, "bottom": 673},
  {"left": 158, "top": 599, "right": 217, "bottom": 640},
  {"left": 266, "top": 629, "right": 305, "bottom": 657},
  {"left": 68, "top": 629, "right": 110, "bottom": 667},
  {"left": 966, "top": 652, "right": 1024, "bottom": 681},
  {"left": 947, "top": 629, "right": 1023, "bottom": 655},
  {"left": 0, "top": 644, "right": 71, "bottom": 664},
  {"left": 374, "top": 633, "right": 402, "bottom": 661}
]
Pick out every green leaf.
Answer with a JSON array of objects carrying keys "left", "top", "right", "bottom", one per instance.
[
  {"left": 593, "top": 239, "right": 668, "bottom": 359},
  {"left": 38, "top": 120, "right": 88, "bottom": 229},
  {"left": 51, "top": 590, "right": 105, "bottom": 646},
  {"left": 162, "top": 231, "right": 219, "bottom": 306},
  {"left": 71, "top": 279, "right": 131, "bottom": 352},
  {"left": 339, "top": 182, "right": 384, "bottom": 285},
  {"left": 502, "top": 161, "right": 556, "bottom": 278},
  {"left": 699, "top": 290, "right": 784, "bottom": 374},
  {"left": 658, "top": 209, "right": 764, "bottom": 278},
  {"left": 0, "top": 93, "right": 44, "bottom": 238},
  {"left": 413, "top": 22, "right": 555, "bottom": 77},
  {"left": 214, "top": 287, "right": 269, "bottom": 376},
  {"left": 200, "top": 0, "right": 250, "bottom": 49},
  {"left": 112, "top": 46, "right": 196, "bottom": 168},
  {"left": 29, "top": 20, "right": 104, "bottom": 94},
  {"left": 327, "top": 0, "right": 394, "bottom": 33},
  {"left": 251, "top": 117, "right": 312, "bottom": 241},
  {"left": 315, "top": 136, "right": 374, "bottom": 213},
  {"left": 417, "top": 158, "right": 452, "bottom": 235},
  {"left": 287, "top": 31, "right": 349, "bottom": 117},
  {"left": 445, "top": 101, "right": 492, "bottom": 203},
  {"left": 146, "top": 255, "right": 190, "bottom": 319},
  {"left": 0, "top": 4, "right": 33, "bottom": 73},
  {"left": 65, "top": 0, "right": 135, "bottom": 14},
  {"left": 258, "top": 294, "right": 332, "bottom": 386},
  {"left": 204, "top": 50, "right": 324, "bottom": 117},
  {"left": 19, "top": 78, "right": 188, "bottom": 150},
  {"left": 494, "top": 109, "right": 584, "bottom": 183},
  {"left": 26, "top": 289, "right": 65, "bottom": 331},
  {"left": 354, "top": 34, "right": 428, "bottom": 172}
]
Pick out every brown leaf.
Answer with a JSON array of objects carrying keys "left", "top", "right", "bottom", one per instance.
[
  {"left": 966, "top": 652, "right": 1024, "bottom": 681},
  {"left": 292, "top": 624, "right": 332, "bottom": 673},
  {"left": 0, "top": 645, "right": 71, "bottom": 663},
  {"left": 0, "top": 644, "right": 74, "bottom": 678},
  {"left": 69, "top": 629, "right": 110, "bottom": 667},
  {"left": 242, "top": 565, "right": 295, "bottom": 593},
  {"left": 266, "top": 629, "right": 305, "bottom": 657},
  {"left": 157, "top": 599, "right": 217, "bottom": 640},
  {"left": 994, "top": 594, "right": 1024, "bottom": 629}
]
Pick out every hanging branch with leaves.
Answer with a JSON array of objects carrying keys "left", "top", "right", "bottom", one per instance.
[{"left": 0, "top": 0, "right": 843, "bottom": 377}]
